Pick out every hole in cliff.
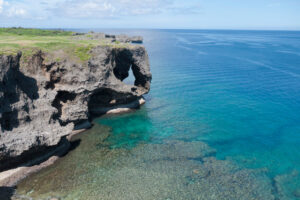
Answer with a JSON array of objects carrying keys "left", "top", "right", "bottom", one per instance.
[
  {"left": 89, "top": 89, "right": 136, "bottom": 107},
  {"left": 111, "top": 48, "right": 150, "bottom": 90},
  {"left": 123, "top": 67, "right": 135, "bottom": 85},
  {"left": 88, "top": 88, "right": 137, "bottom": 115},
  {"left": 132, "top": 63, "right": 147, "bottom": 88},
  {"left": 51, "top": 91, "right": 77, "bottom": 122},
  {"left": 112, "top": 49, "right": 133, "bottom": 83}
]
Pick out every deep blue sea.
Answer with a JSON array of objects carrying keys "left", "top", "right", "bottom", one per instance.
[{"left": 16, "top": 30, "right": 300, "bottom": 200}]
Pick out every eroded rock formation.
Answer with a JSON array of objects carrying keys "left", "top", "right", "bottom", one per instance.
[{"left": 0, "top": 43, "right": 151, "bottom": 171}]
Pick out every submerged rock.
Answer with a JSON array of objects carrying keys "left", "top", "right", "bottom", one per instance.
[
  {"left": 14, "top": 126, "right": 275, "bottom": 200},
  {"left": 0, "top": 38, "right": 151, "bottom": 172}
]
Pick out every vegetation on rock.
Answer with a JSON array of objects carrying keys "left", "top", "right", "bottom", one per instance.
[{"left": 0, "top": 28, "right": 134, "bottom": 62}]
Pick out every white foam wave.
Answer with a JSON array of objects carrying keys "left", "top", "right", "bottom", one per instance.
[
  {"left": 277, "top": 50, "right": 300, "bottom": 56},
  {"left": 237, "top": 57, "right": 300, "bottom": 78}
]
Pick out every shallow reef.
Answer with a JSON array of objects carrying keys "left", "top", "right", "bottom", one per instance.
[{"left": 13, "top": 123, "right": 275, "bottom": 200}]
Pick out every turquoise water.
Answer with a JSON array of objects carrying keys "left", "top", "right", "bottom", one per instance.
[
  {"left": 112, "top": 31, "right": 300, "bottom": 173},
  {"left": 16, "top": 30, "right": 300, "bottom": 199},
  {"left": 101, "top": 30, "right": 300, "bottom": 197}
]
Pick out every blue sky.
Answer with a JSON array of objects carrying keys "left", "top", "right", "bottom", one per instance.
[{"left": 0, "top": 0, "right": 299, "bottom": 30}]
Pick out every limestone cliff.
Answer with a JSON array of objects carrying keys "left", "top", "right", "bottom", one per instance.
[{"left": 0, "top": 40, "right": 151, "bottom": 171}]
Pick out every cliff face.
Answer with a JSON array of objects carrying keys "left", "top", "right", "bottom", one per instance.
[{"left": 0, "top": 44, "right": 151, "bottom": 170}]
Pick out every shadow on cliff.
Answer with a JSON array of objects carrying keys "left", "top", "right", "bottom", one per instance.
[
  {"left": 0, "top": 139, "right": 81, "bottom": 199},
  {"left": 0, "top": 137, "right": 81, "bottom": 174},
  {"left": 16, "top": 70, "right": 39, "bottom": 100},
  {"left": 0, "top": 186, "right": 15, "bottom": 200},
  {"left": 0, "top": 67, "right": 39, "bottom": 132}
]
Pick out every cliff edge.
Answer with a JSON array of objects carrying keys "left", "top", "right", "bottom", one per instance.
[{"left": 0, "top": 29, "right": 152, "bottom": 172}]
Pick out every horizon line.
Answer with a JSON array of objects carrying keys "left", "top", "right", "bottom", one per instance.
[{"left": 1, "top": 26, "right": 300, "bottom": 32}]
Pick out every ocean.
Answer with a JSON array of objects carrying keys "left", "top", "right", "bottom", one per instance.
[{"left": 16, "top": 30, "right": 300, "bottom": 199}]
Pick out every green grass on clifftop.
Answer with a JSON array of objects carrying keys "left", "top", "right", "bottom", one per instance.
[
  {"left": 0, "top": 28, "right": 73, "bottom": 36},
  {"left": 0, "top": 28, "right": 133, "bottom": 62}
]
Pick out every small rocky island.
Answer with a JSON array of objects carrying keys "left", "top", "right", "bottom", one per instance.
[{"left": 0, "top": 28, "right": 151, "bottom": 187}]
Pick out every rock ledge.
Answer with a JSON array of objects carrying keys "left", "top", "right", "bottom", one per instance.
[{"left": 0, "top": 35, "right": 151, "bottom": 173}]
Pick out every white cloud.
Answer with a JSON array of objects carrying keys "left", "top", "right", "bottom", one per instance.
[
  {"left": 0, "top": 0, "right": 201, "bottom": 21},
  {"left": 57, "top": 1, "right": 118, "bottom": 18},
  {"left": 0, "top": 0, "right": 4, "bottom": 13},
  {"left": 51, "top": 0, "right": 199, "bottom": 19},
  {"left": 7, "top": 7, "right": 27, "bottom": 17},
  {"left": 0, "top": 0, "right": 28, "bottom": 18}
]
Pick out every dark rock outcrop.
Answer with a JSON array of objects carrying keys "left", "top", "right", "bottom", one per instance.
[
  {"left": 73, "top": 32, "right": 144, "bottom": 44},
  {"left": 0, "top": 42, "right": 151, "bottom": 171}
]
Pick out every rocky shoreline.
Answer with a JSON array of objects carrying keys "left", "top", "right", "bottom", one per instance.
[
  {"left": 0, "top": 96, "right": 146, "bottom": 188},
  {"left": 11, "top": 123, "right": 277, "bottom": 200},
  {"left": 0, "top": 32, "right": 152, "bottom": 188}
]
